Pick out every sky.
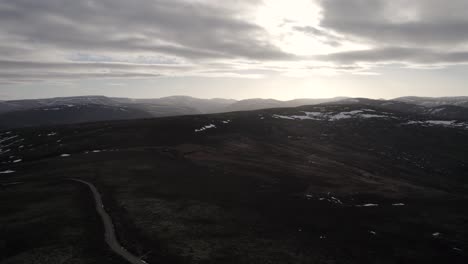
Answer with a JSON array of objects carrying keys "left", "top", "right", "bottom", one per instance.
[{"left": 1, "top": 0, "right": 468, "bottom": 100}]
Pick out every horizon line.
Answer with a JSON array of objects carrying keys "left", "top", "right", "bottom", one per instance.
[{"left": 4, "top": 94, "right": 468, "bottom": 102}]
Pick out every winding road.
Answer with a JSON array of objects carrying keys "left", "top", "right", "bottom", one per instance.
[{"left": 71, "top": 179, "right": 148, "bottom": 264}]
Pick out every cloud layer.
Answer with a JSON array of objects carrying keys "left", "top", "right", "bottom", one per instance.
[
  {"left": 1, "top": 0, "right": 468, "bottom": 83},
  {"left": 319, "top": 0, "right": 468, "bottom": 66}
]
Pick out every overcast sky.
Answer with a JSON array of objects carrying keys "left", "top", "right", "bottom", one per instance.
[{"left": 1, "top": 0, "right": 468, "bottom": 100}]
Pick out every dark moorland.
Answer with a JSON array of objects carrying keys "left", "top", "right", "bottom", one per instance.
[{"left": 1, "top": 103, "right": 468, "bottom": 264}]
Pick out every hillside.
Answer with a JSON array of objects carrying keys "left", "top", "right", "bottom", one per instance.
[
  {"left": 394, "top": 96, "right": 468, "bottom": 108},
  {"left": 0, "top": 104, "right": 153, "bottom": 129},
  {"left": 2, "top": 96, "right": 468, "bottom": 128},
  {"left": 1, "top": 104, "right": 467, "bottom": 264}
]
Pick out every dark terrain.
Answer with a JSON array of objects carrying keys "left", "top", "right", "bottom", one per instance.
[
  {"left": 1, "top": 103, "right": 468, "bottom": 263},
  {"left": 0, "top": 96, "right": 348, "bottom": 128},
  {"left": 1, "top": 95, "right": 468, "bottom": 129}
]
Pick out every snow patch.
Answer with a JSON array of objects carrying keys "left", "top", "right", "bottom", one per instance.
[
  {"left": 404, "top": 120, "right": 468, "bottom": 129},
  {"left": 0, "top": 149, "right": 11, "bottom": 155},
  {"left": 0, "top": 170, "right": 15, "bottom": 174},
  {"left": 430, "top": 108, "right": 445, "bottom": 114},
  {"left": 306, "top": 193, "right": 343, "bottom": 205},
  {"left": 360, "top": 114, "right": 388, "bottom": 118},
  {"left": 357, "top": 203, "right": 379, "bottom": 207},
  {"left": 329, "top": 112, "right": 355, "bottom": 120},
  {"left": 272, "top": 114, "right": 295, "bottom": 120},
  {"left": 60, "top": 154, "right": 71, "bottom": 157},
  {"left": 195, "top": 124, "right": 216, "bottom": 132},
  {"left": 0, "top": 135, "right": 18, "bottom": 144},
  {"left": 427, "top": 120, "right": 457, "bottom": 125},
  {"left": 273, "top": 109, "right": 392, "bottom": 121}
]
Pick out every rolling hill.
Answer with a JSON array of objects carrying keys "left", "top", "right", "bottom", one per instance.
[
  {"left": 1, "top": 103, "right": 467, "bottom": 263},
  {"left": 394, "top": 96, "right": 468, "bottom": 108},
  {"left": 2, "top": 95, "right": 468, "bottom": 128}
]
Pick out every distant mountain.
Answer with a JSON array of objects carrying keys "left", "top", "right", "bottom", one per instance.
[
  {"left": 394, "top": 96, "right": 468, "bottom": 108},
  {"left": 422, "top": 105, "right": 468, "bottom": 120},
  {"left": 0, "top": 104, "right": 153, "bottom": 129},
  {"left": 5, "top": 95, "right": 122, "bottom": 109},
  {"left": 0, "top": 96, "right": 124, "bottom": 114},
  {"left": 0, "top": 96, "right": 253, "bottom": 128},
  {"left": 283, "top": 97, "right": 349, "bottom": 107},
  {"left": 0, "top": 95, "right": 346, "bottom": 116},
  {"left": 225, "top": 98, "right": 284, "bottom": 112},
  {"left": 332, "top": 98, "right": 426, "bottom": 113},
  {"left": 128, "top": 96, "right": 237, "bottom": 114},
  {"left": 329, "top": 98, "right": 468, "bottom": 120},
  {"left": 2, "top": 95, "right": 468, "bottom": 128},
  {"left": 225, "top": 97, "right": 347, "bottom": 112},
  {"left": 0, "top": 101, "right": 19, "bottom": 113}
]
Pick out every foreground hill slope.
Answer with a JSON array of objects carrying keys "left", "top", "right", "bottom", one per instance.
[{"left": 1, "top": 104, "right": 467, "bottom": 264}]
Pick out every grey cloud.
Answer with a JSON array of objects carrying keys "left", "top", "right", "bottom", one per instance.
[
  {"left": 0, "top": 72, "right": 162, "bottom": 84},
  {"left": 321, "top": 47, "right": 468, "bottom": 65},
  {"left": 316, "top": 0, "right": 468, "bottom": 67},
  {"left": 1, "top": 0, "right": 467, "bottom": 84},
  {"left": 0, "top": 59, "right": 189, "bottom": 81},
  {"left": 0, "top": 0, "right": 296, "bottom": 83},
  {"left": 0, "top": 59, "right": 270, "bottom": 82},
  {"left": 0, "top": 0, "right": 291, "bottom": 61},
  {"left": 293, "top": 26, "right": 344, "bottom": 47},
  {"left": 294, "top": 26, "right": 329, "bottom": 38},
  {"left": 0, "top": 60, "right": 193, "bottom": 70},
  {"left": 320, "top": 0, "right": 468, "bottom": 46}
]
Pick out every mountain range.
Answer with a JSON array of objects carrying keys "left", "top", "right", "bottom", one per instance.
[{"left": 0, "top": 95, "right": 468, "bottom": 128}]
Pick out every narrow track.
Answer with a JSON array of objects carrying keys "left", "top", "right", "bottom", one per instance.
[{"left": 71, "top": 179, "right": 148, "bottom": 264}]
